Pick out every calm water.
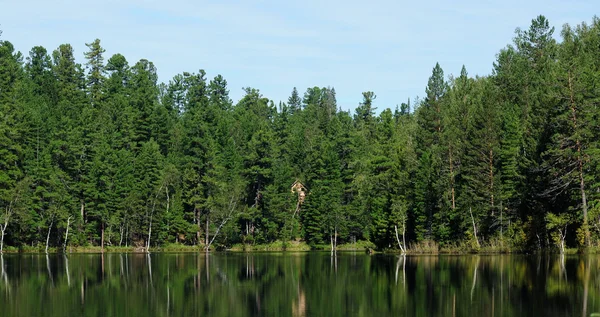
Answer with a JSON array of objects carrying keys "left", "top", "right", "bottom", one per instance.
[{"left": 0, "top": 252, "right": 599, "bottom": 316}]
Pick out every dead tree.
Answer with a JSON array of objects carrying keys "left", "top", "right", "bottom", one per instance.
[{"left": 290, "top": 180, "right": 307, "bottom": 218}]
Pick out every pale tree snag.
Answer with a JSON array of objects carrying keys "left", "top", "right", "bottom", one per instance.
[
  {"left": 0, "top": 216, "right": 8, "bottom": 254},
  {"left": 205, "top": 216, "right": 209, "bottom": 249},
  {"left": 395, "top": 225, "right": 406, "bottom": 254},
  {"left": 290, "top": 180, "right": 306, "bottom": 218},
  {"left": 146, "top": 216, "right": 152, "bottom": 252},
  {"left": 330, "top": 225, "right": 338, "bottom": 254},
  {"left": 45, "top": 217, "right": 54, "bottom": 254},
  {"left": 1, "top": 193, "right": 22, "bottom": 254},
  {"left": 470, "top": 207, "right": 480, "bottom": 248},
  {"left": 194, "top": 207, "right": 201, "bottom": 245},
  {"left": 205, "top": 196, "right": 238, "bottom": 251},
  {"left": 101, "top": 222, "right": 105, "bottom": 253},
  {"left": 63, "top": 216, "right": 71, "bottom": 252},
  {"left": 147, "top": 184, "right": 164, "bottom": 253}
]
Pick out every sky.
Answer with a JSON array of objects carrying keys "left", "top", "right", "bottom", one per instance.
[{"left": 0, "top": 0, "right": 597, "bottom": 112}]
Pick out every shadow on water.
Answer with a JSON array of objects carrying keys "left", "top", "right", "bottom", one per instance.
[{"left": 0, "top": 252, "right": 599, "bottom": 316}]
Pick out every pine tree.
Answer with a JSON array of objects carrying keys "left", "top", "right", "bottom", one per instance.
[{"left": 84, "top": 39, "right": 106, "bottom": 107}]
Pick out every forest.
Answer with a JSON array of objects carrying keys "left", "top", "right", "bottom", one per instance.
[{"left": 0, "top": 15, "right": 599, "bottom": 253}]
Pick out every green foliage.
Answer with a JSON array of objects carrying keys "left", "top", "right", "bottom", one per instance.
[{"left": 0, "top": 15, "right": 599, "bottom": 252}]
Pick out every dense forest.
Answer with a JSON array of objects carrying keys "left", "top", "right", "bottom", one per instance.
[{"left": 1, "top": 15, "right": 599, "bottom": 253}]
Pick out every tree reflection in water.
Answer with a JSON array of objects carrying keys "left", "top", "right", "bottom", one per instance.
[{"left": 0, "top": 253, "right": 598, "bottom": 316}]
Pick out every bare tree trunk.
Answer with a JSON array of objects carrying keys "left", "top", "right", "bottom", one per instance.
[
  {"left": 559, "top": 226, "right": 567, "bottom": 255},
  {"left": 1, "top": 202, "right": 12, "bottom": 254},
  {"left": 63, "top": 217, "right": 71, "bottom": 252},
  {"left": 292, "top": 201, "right": 301, "bottom": 218},
  {"left": 500, "top": 201, "right": 503, "bottom": 245},
  {"left": 449, "top": 145, "right": 456, "bottom": 210},
  {"left": 205, "top": 197, "right": 237, "bottom": 251},
  {"left": 402, "top": 223, "right": 406, "bottom": 253},
  {"left": 470, "top": 207, "right": 480, "bottom": 248},
  {"left": 166, "top": 186, "right": 170, "bottom": 214},
  {"left": 45, "top": 219, "right": 54, "bottom": 253},
  {"left": 330, "top": 226, "right": 338, "bottom": 254},
  {"left": 101, "top": 222, "right": 105, "bottom": 253},
  {"left": 165, "top": 186, "right": 170, "bottom": 242},
  {"left": 395, "top": 225, "right": 406, "bottom": 254},
  {"left": 0, "top": 220, "right": 7, "bottom": 254},
  {"left": 119, "top": 224, "right": 124, "bottom": 247},
  {"left": 205, "top": 215, "right": 209, "bottom": 250},
  {"left": 147, "top": 186, "right": 162, "bottom": 253},
  {"left": 206, "top": 217, "right": 227, "bottom": 251},
  {"left": 330, "top": 233, "right": 334, "bottom": 254},
  {"left": 147, "top": 216, "right": 152, "bottom": 252}
]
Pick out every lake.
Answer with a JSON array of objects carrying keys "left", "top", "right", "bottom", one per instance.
[{"left": 0, "top": 252, "right": 598, "bottom": 316}]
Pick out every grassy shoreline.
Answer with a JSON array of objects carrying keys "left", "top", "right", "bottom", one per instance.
[{"left": 1, "top": 241, "right": 597, "bottom": 255}]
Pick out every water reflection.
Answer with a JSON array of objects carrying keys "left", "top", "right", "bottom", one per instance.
[{"left": 0, "top": 253, "right": 598, "bottom": 316}]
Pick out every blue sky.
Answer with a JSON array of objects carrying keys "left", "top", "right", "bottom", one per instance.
[{"left": 1, "top": 0, "right": 597, "bottom": 112}]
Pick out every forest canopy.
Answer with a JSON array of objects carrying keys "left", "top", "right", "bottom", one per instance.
[{"left": 1, "top": 15, "right": 599, "bottom": 252}]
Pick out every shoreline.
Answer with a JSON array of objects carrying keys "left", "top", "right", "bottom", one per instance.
[{"left": 0, "top": 242, "right": 593, "bottom": 255}]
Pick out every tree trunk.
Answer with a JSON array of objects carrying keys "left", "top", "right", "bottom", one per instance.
[
  {"left": 205, "top": 215, "right": 209, "bottom": 251},
  {"left": 63, "top": 217, "right": 71, "bottom": 252},
  {"left": 330, "top": 233, "right": 334, "bottom": 254},
  {"left": 45, "top": 219, "right": 53, "bottom": 254},
  {"left": 119, "top": 224, "right": 124, "bottom": 247},
  {"left": 395, "top": 225, "right": 406, "bottom": 254},
  {"left": 205, "top": 216, "right": 229, "bottom": 251},
  {"left": 499, "top": 201, "right": 503, "bottom": 244},
  {"left": 330, "top": 226, "right": 337, "bottom": 254},
  {"left": 194, "top": 207, "right": 201, "bottom": 245},
  {"left": 0, "top": 223, "right": 6, "bottom": 254},
  {"left": 470, "top": 207, "right": 480, "bottom": 248},
  {"left": 166, "top": 186, "right": 170, "bottom": 214},
  {"left": 165, "top": 186, "right": 170, "bottom": 241},
  {"left": 205, "top": 197, "right": 237, "bottom": 251},
  {"left": 449, "top": 146, "right": 456, "bottom": 210},
  {"left": 147, "top": 187, "right": 161, "bottom": 252},
  {"left": 101, "top": 222, "right": 105, "bottom": 253},
  {"left": 147, "top": 216, "right": 152, "bottom": 252},
  {"left": 0, "top": 224, "right": 7, "bottom": 254}
]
